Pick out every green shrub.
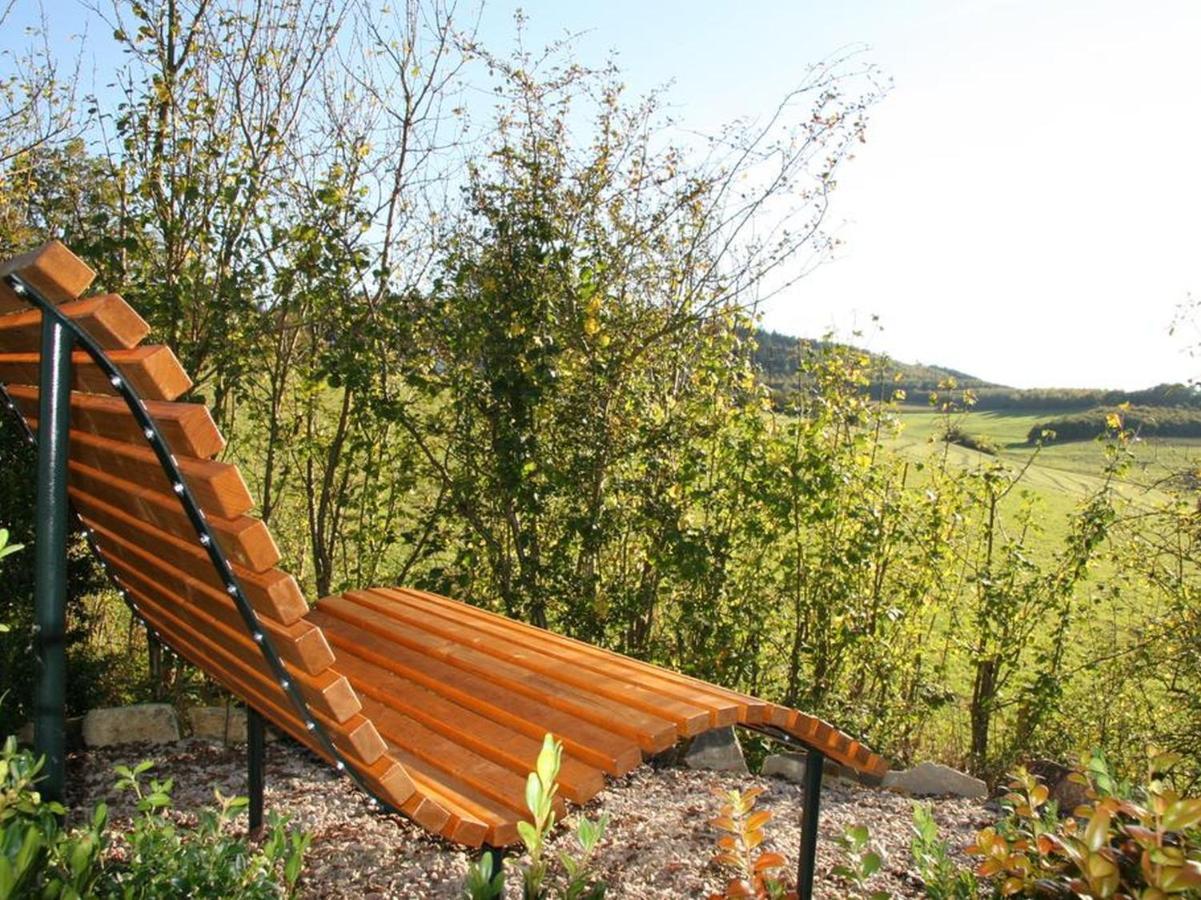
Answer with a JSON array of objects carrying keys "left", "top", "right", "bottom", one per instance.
[
  {"left": 0, "top": 735, "right": 106, "bottom": 898},
  {"left": 941, "top": 426, "right": 998, "bottom": 455},
  {"left": 968, "top": 749, "right": 1201, "bottom": 898},
  {"left": 103, "top": 760, "right": 310, "bottom": 898},
  {"left": 0, "top": 738, "right": 309, "bottom": 898},
  {"left": 832, "top": 823, "right": 889, "bottom": 900}
]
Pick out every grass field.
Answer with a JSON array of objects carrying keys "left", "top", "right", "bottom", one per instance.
[{"left": 889, "top": 407, "right": 1198, "bottom": 538}]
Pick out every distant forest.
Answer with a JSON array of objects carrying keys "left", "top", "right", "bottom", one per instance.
[
  {"left": 753, "top": 329, "right": 1201, "bottom": 412},
  {"left": 1029, "top": 406, "right": 1201, "bottom": 444}
]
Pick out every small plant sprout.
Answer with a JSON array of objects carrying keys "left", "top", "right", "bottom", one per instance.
[
  {"left": 462, "top": 733, "right": 608, "bottom": 900},
  {"left": 708, "top": 786, "right": 794, "bottom": 899},
  {"left": 832, "top": 823, "right": 889, "bottom": 900},
  {"left": 909, "top": 803, "right": 975, "bottom": 900}
]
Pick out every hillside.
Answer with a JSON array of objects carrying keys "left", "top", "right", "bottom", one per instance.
[
  {"left": 752, "top": 329, "right": 997, "bottom": 396},
  {"left": 753, "top": 329, "right": 1201, "bottom": 411}
]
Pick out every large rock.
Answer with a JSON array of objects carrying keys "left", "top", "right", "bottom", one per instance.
[
  {"left": 1027, "top": 758, "right": 1090, "bottom": 813},
  {"left": 15, "top": 717, "right": 84, "bottom": 750},
  {"left": 883, "top": 761, "right": 986, "bottom": 798},
  {"left": 683, "top": 727, "right": 748, "bottom": 773},
  {"left": 762, "top": 751, "right": 807, "bottom": 782},
  {"left": 82, "top": 704, "right": 180, "bottom": 747},
  {"left": 189, "top": 706, "right": 248, "bottom": 743}
]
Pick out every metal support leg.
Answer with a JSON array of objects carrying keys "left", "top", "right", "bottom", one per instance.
[
  {"left": 247, "top": 707, "right": 265, "bottom": 832},
  {"left": 147, "top": 632, "right": 164, "bottom": 700},
  {"left": 33, "top": 315, "right": 72, "bottom": 804},
  {"left": 797, "top": 748, "right": 825, "bottom": 900}
]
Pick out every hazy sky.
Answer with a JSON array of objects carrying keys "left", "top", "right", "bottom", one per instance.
[
  {"left": 475, "top": 1, "right": 1201, "bottom": 390},
  {"left": 20, "top": 1, "right": 1201, "bottom": 389}
]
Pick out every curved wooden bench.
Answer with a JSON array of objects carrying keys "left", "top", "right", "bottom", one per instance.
[{"left": 0, "top": 241, "right": 887, "bottom": 851}]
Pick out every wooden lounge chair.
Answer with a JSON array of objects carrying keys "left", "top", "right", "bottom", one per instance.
[{"left": 0, "top": 242, "right": 887, "bottom": 895}]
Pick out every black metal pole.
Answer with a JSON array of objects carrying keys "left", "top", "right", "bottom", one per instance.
[
  {"left": 247, "top": 706, "right": 265, "bottom": 832},
  {"left": 147, "top": 632, "right": 163, "bottom": 700},
  {"left": 797, "top": 748, "right": 825, "bottom": 900},
  {"left": 33, "top": 313, "right": 72, "bottom": 804}
]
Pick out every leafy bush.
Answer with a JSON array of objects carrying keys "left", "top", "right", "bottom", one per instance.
[
  {"left": 969, "top": 749, "right": 1201, "bottom": 897},
  {"left": 0, "top": 735, "right": 105, "bottom": 898},
  {"left": 0, "top": 527, "right": 22, "bottom": 635},
  {"left": 104, "top": 760, "right": 310, "bottom": 898},
  {"left": 0, "top": 424, "right": 136, "bottom": 737},
  {"left": 707, "top": 786, "right": 794, "bottom": 899},
  {"left": 941, "top": 426, "right": 998, "bottom": 456},
  {"left": 462, "top": 734, "right": 608, "bottom": 900},
  {"left": 0, "top": 738, "right": 309, "bottom": 898}
]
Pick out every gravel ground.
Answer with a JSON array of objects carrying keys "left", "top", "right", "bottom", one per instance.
[{"left": 66, "top": 738, "right": 989, "bottom": 898}]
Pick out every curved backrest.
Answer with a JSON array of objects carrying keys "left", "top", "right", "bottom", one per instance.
[{"left": 0, "top": 241, "right": 417, "bottom": 814}]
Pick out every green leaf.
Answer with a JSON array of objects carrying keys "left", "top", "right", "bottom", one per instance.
[
  {"left": 861, "top": 851, "right": 882, "bottom": 877},
  {"left": 516, "top": 820, "right": 540, "bottom": 853}
]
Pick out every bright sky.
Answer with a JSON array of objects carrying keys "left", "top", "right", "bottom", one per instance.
[
  {"left": 477, "top": 0, "right": 1201, "bottom": 390},
  {"left": 17, "top": 1, "right": 1201, "bottom": 389}
]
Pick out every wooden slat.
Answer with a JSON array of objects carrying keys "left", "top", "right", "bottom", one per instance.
[
  {"left": 332, "top": 652, "right": 604, "bottom": 803},
  {"left": 70, "top": 488, "right": 304, "bottom": 624},
  {"left": 387, "top": 747, "right": 518, "bottom": 846},
  {"left": 364, "top": 698, "right": 544, "bottom": 822},
  {"left": 130, "top": 590, "right": 400, "bottom": 786},
  {"left": 0, "top": 294, "right": 149, "bottom": 351},
  {"left": 399, "top": 587, "right": 769, "bottom": 723},
  {"left": 69, "top": 461, "right": 277, "bottom": 571},
  {"left": 314, "top": 598, "right": 675, "bottom": 754},
  {"left": 0, "top": 346, "right": 192, "bottom": 401},
  {"left": 347, "top": 589, "right": 712, "bottom": 735},
  {"left": 126, "top": 575, "right": 357, "bottom": 722},
  {"left": 310, "top": 609, "right": 642, "bottom": 776},
  {"left": 7, "top": 385, "right": 225, "bottom": 458},
  {"left": 377, "top": 588, "right": 742, "bottom": 728},
  {"left": 0, "top": 241, "right": 95, "bottom": 313},
  {"left": 30, "top": 422, "right": 252, "bottom": 518},
  {"left": 397, "top": 789, "right": 454, "bottom": 840},
  {"left": 95, "top": 537, "right": 333, "bottom": 675},
  {"left": 398, "top": 766, "right": 489, "bottom": 847}
]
